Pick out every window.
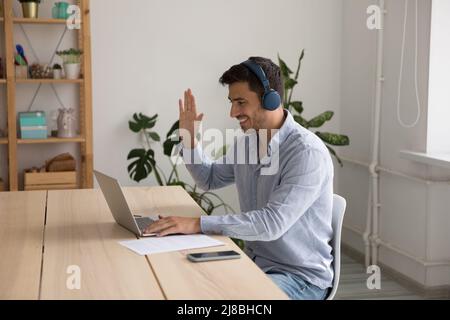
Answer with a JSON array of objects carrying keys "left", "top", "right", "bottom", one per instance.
[{"left": 427, "top": 0, "right": 450, "bottom": 154}]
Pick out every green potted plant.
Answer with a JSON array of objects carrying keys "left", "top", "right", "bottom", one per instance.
[
  {"left": 18, "top": 0, "right": 42, "bottom": 19},
  {"left": 278, "top": 50, "right": 350, "bottom": 166},
  {"left": 56, "top": 48, "right": 83, "bottom": 79},
  {"left": 52, "top": 63, "right": 62, "bottom": 79}
]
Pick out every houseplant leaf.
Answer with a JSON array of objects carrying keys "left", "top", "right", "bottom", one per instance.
[
  {"left": 166, "top": 120, "right": 179, "bottom": 139},
  {"left": 148, "top": 131, "right": 160, "bottom": 142},
  {"left": 277, "top": 54, "right": 293, "bottom": 78},
  {"left": 163, "top": 121, "right": 180, "bottom": 157},
  {"left": 290, "top": 101, "right": 304, "bottom": 114},
  {"left": 127, "top": 148, "right": 155, "bottom": 182},
  {"left": 129, "top": 120, "right": 142, "bottom": 133},
  {"left": 137, "top": 113, "right": 157, "bottom": 129},
  {"left": 139, "top": 113, "right": 158, "bottom": 123},
  {"left": 163, "top": 139, "right": 179, "bottom": 157},
  {"left": 284, "top": 78, "right": 298, "bottom": 91},
  {"left": 326, "top": 145, "right": 343, "bottom": 167},
  {"left": 299, "top": 49, "right": 305, "bottom": 64},
  {"left": 294, "top": 115, "right": 309, "bottom": 128},
  {"left": 316, "top": 132, "right": 350, "bottom": 146},
  {"left": 308, "top": 111, "right": 334, "bottom": 128},
  {"left": 129, "top": 113, "right": 158, "bottom": 132}
]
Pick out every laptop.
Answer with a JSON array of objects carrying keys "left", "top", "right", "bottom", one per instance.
[{"left": 94, "top": 170, "right": 158, "bottom": 237}]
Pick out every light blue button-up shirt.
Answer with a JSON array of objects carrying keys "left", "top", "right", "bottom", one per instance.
[{"left": 181, "top": 110, "right": 334, "bottom": 289}]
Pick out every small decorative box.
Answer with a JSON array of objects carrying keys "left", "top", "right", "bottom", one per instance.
[{"left": 19, "top": 111, "right": 48, "bottom": 139}]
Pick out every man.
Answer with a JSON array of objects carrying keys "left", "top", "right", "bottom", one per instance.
[{"left": 145, "top": 57, "right": 334, "bottom": 300}]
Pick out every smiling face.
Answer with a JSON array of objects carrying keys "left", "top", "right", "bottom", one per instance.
[{"left": 228, "top": 82, "right": 268, "bottom": 132}]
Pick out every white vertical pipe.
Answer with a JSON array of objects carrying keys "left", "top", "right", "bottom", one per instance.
[
  {"left": 363, "top": 183, "right": 372, "bottom": 267},
  {"left": 369, "top": 0, "right": 385, "bottom": 266}
]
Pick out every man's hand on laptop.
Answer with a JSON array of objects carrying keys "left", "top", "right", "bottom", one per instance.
[{"left": 144, "top": 215, "right": 201, "bottom": 237}]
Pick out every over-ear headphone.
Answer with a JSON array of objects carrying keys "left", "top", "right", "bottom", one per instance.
[{"left": 241, "top": 60, "right": 282, "bottom": 111}]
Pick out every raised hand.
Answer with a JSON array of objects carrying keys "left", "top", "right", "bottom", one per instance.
[{"left": 179, "top": 89, "right": 204, "bottom": 149}]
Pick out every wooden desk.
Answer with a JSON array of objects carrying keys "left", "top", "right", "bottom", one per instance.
[
  {"left": 1, "top": 187, "right": 288, "bottom": 300},
  {"left": 41, "top": 189, "right": 164, "bottom": 299},
  {"left": 123, "top": 187, "right": 288, "bottom": 300},
  {"left": 0, "top": 191, "right": 47, "bottom": 300}
]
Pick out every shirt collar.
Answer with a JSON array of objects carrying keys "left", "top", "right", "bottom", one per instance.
[
  {"left": 242, "top": 109, "right": 296, "bottom": 165},
  {"left": 267, "top": 109, "right": 295, "bottom": 156}
]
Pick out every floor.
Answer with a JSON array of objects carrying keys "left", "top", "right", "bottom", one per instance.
[{"left": 334, "top": 253, "right": 449, "bottom": 300}]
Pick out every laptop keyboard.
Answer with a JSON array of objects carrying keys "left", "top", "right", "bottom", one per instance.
[{"left": 135, "top": 217, "right": 155, "bottom": 232}]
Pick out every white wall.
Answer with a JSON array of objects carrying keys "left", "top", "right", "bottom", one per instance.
[
  {"left": 338, "top": 0, "right": 450, "bottom": 287},
  {"left": 91, "top": 0, "right": 343, "bottom": 213}
]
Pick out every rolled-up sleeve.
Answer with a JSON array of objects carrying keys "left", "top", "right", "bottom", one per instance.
[{"left": 200, "top": 148, "right": 328, "bottom": 241}]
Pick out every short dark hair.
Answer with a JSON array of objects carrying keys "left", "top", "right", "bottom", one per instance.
[{"left": 219, "top": 57, "right": 284, "bottom": 104}]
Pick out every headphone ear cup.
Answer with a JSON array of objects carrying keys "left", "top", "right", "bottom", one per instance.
[{"left": 263, "top": 90, "right": 281, "bottom": 111}]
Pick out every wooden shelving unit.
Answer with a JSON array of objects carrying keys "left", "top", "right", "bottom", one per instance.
[
  {"left": 16, "top": 78, "right": 84, "bottom": 84},
  {"left": 1, "top": 0, "right": 93, "bottom": 191},
  {"left": 13, "top": 17, "right": 68, "bottom": 24},
  {"left": 17, "top": 136, "right": 86, "bottom": 144}
]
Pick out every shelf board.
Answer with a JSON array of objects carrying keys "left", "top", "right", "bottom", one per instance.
[
  {"left": 0, "top": 138, "right": 8, "bottom": 145},
  {"left": 0, "top": 79, "right": 6, "bottom": 84},
  {"left": 13, "top": 18, "right": 67, "bottom": 25},
  {"left": 18, "top": 137, "right": 85, "bottom": 145},
  {"left": 16, "top": 79, "right": 84, "bottom": 84}
]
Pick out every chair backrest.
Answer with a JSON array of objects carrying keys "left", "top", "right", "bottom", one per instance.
[{"left": 326, "top": 194, "right": 347, "bottom": 300}]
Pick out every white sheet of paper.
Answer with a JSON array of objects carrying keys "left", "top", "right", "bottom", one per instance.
[{"left": 119, "top": 235, "right": 225, "bottom": 256}]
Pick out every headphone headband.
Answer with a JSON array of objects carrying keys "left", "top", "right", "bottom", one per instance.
[
  {"left": 241, "top": 60, "right": 281, "bottom": 111},
  {"left": 242, "top": 60, "right": 271, "bottom": 93}
]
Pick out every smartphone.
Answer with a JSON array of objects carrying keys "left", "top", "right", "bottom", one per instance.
[{"left": 187, "top": 250, "right": 241, "bottom": 262}]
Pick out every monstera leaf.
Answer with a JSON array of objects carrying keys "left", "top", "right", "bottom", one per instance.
[
  {"left": 127, "top": 148, "right": 156, "bottom": 183},
  {"left": 129, "top": 113, "right": 157, "bottom": 132},
  {"left": 163, "top": 120, "right": 180, "bottom": 157}
]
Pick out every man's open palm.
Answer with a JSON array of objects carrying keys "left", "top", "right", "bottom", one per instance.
[{"left": 179, "top": 89, "right": 204, "bottom": 149}]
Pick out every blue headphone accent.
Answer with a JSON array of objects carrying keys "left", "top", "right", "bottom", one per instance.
[{"left": 241, "top": 60, "right": 281, "bottom": 111}]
